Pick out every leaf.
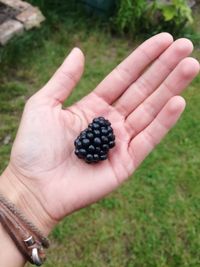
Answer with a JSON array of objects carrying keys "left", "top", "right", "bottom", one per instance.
[{"left": 161, "top": 5, "right": 177, "bottom": 21}]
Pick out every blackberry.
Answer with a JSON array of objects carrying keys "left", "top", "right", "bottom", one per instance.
[{"left": 74, "top": 117, "right": 115, "bottom": 163}]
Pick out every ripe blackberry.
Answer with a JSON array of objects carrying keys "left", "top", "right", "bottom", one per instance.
[{"left": 74, "top": 117, "right": 115, "bottom": 163}]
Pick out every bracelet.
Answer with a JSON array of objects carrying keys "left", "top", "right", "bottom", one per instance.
[{"left": 0, "top": 193, "right": 50, "bottom": 266}]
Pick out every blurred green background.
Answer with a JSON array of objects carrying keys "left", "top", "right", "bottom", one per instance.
[{"left": 0, "top": 1, "right": 200, "bottom": 266}]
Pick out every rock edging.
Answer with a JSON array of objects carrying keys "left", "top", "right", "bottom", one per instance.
[{"left": 0, "top": 0, "right": 45, "bottom": 45}]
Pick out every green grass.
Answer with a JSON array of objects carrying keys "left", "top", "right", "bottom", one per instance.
[{"left": 0, "top": 2, "right": 200, "bottom": 267}]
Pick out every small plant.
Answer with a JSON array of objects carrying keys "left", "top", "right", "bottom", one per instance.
[
  {"left": 114, "top": 0, "right": 193, "bottom": 36},
  {"left": 114, "top": 0, "right": 146, "bottom": 34}
]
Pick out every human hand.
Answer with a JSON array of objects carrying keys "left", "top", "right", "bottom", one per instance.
[{"left": 1, "top": 33, "right": 199, "bottom": 235}]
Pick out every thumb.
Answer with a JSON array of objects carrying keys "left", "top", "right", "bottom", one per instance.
[{"left": 41, "top": 47, "right": 85, "bottom": 105}]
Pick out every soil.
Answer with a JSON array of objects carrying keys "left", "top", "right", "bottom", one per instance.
[{"left": 0, "top": 3, "right": 20, "bottom": 24}]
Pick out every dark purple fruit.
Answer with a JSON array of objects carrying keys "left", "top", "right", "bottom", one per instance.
[
  {"left": 101, "top": 128, "right": 108, "bottom": 135},
  {"left": 77, "top": 141, "right": 82, "bottom": 149},
  {"left": 102, "top": 144, "right": 109, "bottom": 152},
  {"left": 92, "top": 123, "right": 100, "bottom": 129},
  {"left": 107, "top": 126, "right": 113, "bottom": 133},
  {"left": 82, "top": 138, "right": 90, "bottom": 147},
  {"left": 93, "top": 154, "right": 99, "bottom": 161},
  {"left": 87, "top": 132, "right": 94, "bottom": 140},
  {"left": 109, "top": 141, "right": 115, "bottom": 148},
  {"left": 94, "top": 137, "right": 101, "bottom": 146},
  {"left": 105, "top": 120, "right": 111, "bottom": 126},
  {"left": 74, "top": 116, "right": 115, "bottom": 163},
  {"left": 88, "top": 145, "right": 95, "bottom": 153},
  {"left": 79, "top": 149, "right": 87, "bottom": 156},
  {"left": 100, "top": 154, "right": 107, "bottom": 160},
  {"left": 94, "top": 129, "right": 101, "bottom": 136},
  {"left": 93, "top": 118, "right": 100, "bottom": 123},
  {"left": 95, "top": 147, "right": 101, "bottom": 153},
  {"left": 86, "top": 154, "right": 93, "bottom": 162},
  {"left": 101, "top": 136, "right": 108, "bottom": 144},
  {"left": 108, "top": 133, "right": 115, "bottom": 141}
]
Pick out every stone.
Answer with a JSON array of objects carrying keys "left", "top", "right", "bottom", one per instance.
[
  {"left": 0, "top": 19, "right": 24, "bottom": 45},
  {"left": 0, "top": 3, "right": 20, "bottom": 24},
  {"left": 3, "top": 134, "right": 11, "bottom": 145},
  {"left": 0, "top": 0, "right": 31, "bottom": 11},
  {"left": 16, "top": 6, "right": 45, "bottom": 30},
  {"left": 0, "top": 1, "right": 45, "bottom": 45},
  {"left": 188, "top": 0, "right": 196, "bottom": 7}
]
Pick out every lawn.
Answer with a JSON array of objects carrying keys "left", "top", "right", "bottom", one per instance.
[{"left": 0, "top": 2, "right": 200, "bottom": 267}]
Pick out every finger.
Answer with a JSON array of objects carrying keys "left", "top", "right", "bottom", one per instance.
[
  {"left": 114, "top": 38, "right": 193, "bottom": 117},
  {"left": 125, "top": 57, "right": 200, "bottom": 138},
  {"left": 41, "top": 48, "right": 85, "bottom": 105},
  {"left": 129, "top": 96, "right": 186, "bottom": 168},
  {"left": 93, "top": 32, "right": 173, "bottom": 104}
]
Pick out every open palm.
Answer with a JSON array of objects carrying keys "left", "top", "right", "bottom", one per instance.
[{"left": 6, "top": 33, "right": 199, "bottom": 232}]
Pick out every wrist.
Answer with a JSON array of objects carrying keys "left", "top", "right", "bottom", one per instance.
[
  {"left": 0, "top": 223, "right": 25, "bottom": 267},
  {"left": 0, "top": 165, "right": 55, "bottom": 236}
]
